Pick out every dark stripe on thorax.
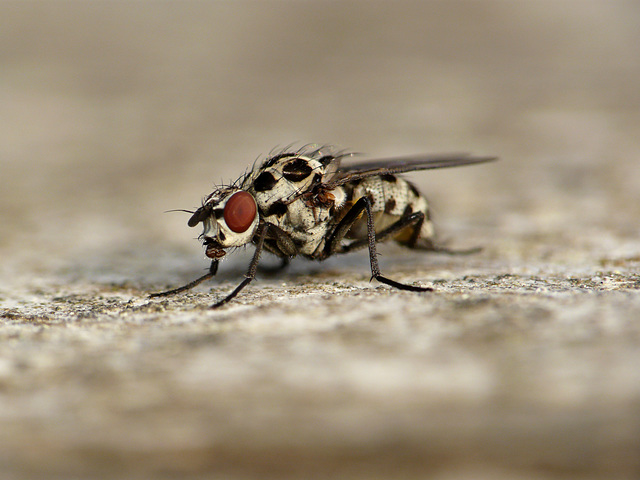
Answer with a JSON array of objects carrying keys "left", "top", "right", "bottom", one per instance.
[
  {"left": 282, "top": 158, "right": 314, "bottom": 182},
  {"left": 254, "top": 171, "right": 278, "bottom": 192}
]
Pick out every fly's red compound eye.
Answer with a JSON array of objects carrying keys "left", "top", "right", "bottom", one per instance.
[{"left": 223, "top": 191, "right": 257, "bottom": 233}]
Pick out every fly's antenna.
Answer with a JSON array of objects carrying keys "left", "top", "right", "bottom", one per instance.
[{"left": 164, "top": 209, "right": 196, "bottom": 214}]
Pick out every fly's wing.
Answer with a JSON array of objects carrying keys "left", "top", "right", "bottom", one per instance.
[
  {"left": 317, "top": 149, "right": 354, "bottom": 181},
  {"left": 326, "top": 153, "right": 497, "bottom": 187}
]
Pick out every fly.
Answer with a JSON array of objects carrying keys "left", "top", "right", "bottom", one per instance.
[{"left": 151, "top": 145, "right": 496, "bottom": 307}]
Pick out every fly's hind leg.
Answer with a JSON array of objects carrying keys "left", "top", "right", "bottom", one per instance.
[
  {"left": 407, "top": 232, "right": 483, "bottom": 255},
  {"left": 418, "top": 243, "right": 483, "bottom": 255},
  {"left": 393, "top": 212, "right": 483, "bottom": 256},
  {"left": 334, "top": 211, "right": 427, "bottom": 254},
  {"left": 324, "top": 197, "right": 432, "bottom": 292}
]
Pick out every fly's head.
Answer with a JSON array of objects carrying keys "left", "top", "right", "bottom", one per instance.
[{"left": 188, "top": 187, "right": 259, "bottom": 260}]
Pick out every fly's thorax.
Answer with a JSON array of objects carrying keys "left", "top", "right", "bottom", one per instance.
[
  {"left": 278, "top": 184, "right": 345, "bottom": 233},
  {"left": 188, "top": 187, "right": 260, "bottom": 256},
  {"left": 243, "top": 154, "right": 329, "bottom": 213}
]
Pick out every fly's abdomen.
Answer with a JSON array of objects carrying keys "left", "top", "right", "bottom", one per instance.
[{"left": 346, "top": 175, "right": 435, "bottom": 245}]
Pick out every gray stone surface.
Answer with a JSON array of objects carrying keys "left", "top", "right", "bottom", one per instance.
[{"left": 1, "top": 2, "right": 639, "bottom": 479}]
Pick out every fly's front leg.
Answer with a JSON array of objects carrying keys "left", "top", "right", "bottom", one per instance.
[
  {"left": 211, "top": 223, "right": 270, "bottom": 308},
  {"left": 259, "top": 223, "right": 297, "bottom": 274},
  {"left": 150, "top": 260, "right": 219, "bottom": 298},
  {"left": 325, "top": 197, "right": 432, "bottom": 292}
]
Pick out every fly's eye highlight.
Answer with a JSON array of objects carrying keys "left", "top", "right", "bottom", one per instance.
[{"left": 223, "top": 191, "right": 257, "bottom": 233}]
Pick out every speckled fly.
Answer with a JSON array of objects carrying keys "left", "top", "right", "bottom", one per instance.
[{"left": 151, "top": 145, "right": 496, "bottom": 307}]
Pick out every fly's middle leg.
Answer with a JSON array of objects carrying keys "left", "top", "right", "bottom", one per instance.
[{"left": 324, "top": 197, "right": 432, "bottom": 292}]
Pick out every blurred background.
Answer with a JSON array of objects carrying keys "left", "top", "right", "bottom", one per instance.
[{"left": 2, "top": 2, "right": 640, "bottom": 479}]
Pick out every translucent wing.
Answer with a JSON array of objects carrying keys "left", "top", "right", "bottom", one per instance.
[{"left": 327, "top": 153, "right": 497, "bottom": 187}]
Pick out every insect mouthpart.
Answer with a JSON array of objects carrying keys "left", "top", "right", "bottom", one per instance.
[{"left": 203, "top": 237, "right": 226, "bottom": 259}]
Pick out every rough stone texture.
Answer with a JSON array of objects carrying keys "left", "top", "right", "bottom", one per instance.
[{"left": 1, "top": 2, "right": 639, "bottom": 479}]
